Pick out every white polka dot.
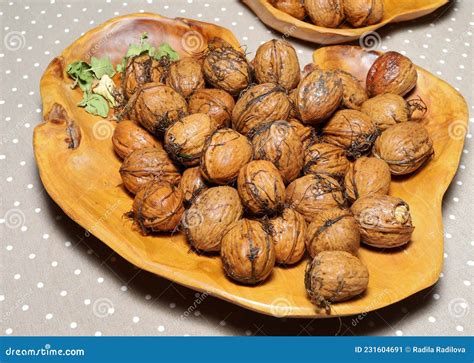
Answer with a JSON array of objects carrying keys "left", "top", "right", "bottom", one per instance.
[
  {"left": 95, "top": 331, "right": 102, "bottom": 336},
  {"left": 37, "top": 282, "right": 44, "bottom": 288},
  {"left": 60, "top": 290, "right": 67, "bottom": 297},
  {"left": 21, "top": 226, "right": 27, "bottom": 232},
  {"left": 22, "top": 304, "right": 29, "bottom": 311},
  {"left": 74, "top": 269, "right": 81, "bottom": 275},
  {"left": 463, "top": 280, "right": 471, "bottom": 286},
  {"left": 46, "top": 313, "right": 53, "bottom": 320},
  {"left": 395, "top": 330, "right": 403, "bottom": 336},
  {"left": 433, "top": 293, "right": 440, "bottom": 300},
  {"left": 14, "top": 274, "right": 21, "bottom": 280},
  {"left": 120, "top": 285, "right": 127, "bottom": 292},
  {"left": 456, "top": 325, "right": 464, "bottom": 332},
  {"left": 158, "top": 325, "right": 165, "bottom": 332},
  {"left": 428, "top": 316, "right": 436, "bottom": 323},
  {"left": 51, "top": 261, "right": 58, "bottom": 267},
  {"left": 132, "top": 316, "right": 140, "bottom": 323},
  {"left": 29, "top": 253, "right": 36, "bottom": 259},
  {"left": 70, "top": 322, "right": 77, "bottom": 329},
  {"left": 5, "top": 328, "right": 13, "bottom": 335},
  {"left": 0, "top": 295, "right": 4, "bottom": 301},
  {"left": 145, "top": 294, "right": 151, "bottom": 300},
  {"left": 42, "top": 233, "right": 49, "bottom": 239},
  {"left": 84, "top": 299, "right": 91, "bottom": 305},
  {"left": 97, "top": 277, "right": 104, "bottom": 283},
  {"left": 6, "top": 245, "right": 13, "bottom": 251}
]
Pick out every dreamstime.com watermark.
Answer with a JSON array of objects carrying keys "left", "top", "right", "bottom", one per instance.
[
  {"left": 4, "top": 344, "right": 85, "bottom": 358},
  {"left": 180, "top": 291, "right": 209, "bottom": 319}
]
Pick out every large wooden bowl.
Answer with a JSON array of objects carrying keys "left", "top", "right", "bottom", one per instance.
[
  {"left": 243, "top": 0, "right": 449, "bottom": 44},
  {"left": 34, "top": 13, "right": 468, "bottom": 318}
]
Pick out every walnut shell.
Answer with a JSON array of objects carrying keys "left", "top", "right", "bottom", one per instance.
[
  {"left": 351, "top": 194, "right": 414, "bottom": 248},
  {"left": 237, "top": 160, "right": 286, "bottom": 215},
  {"left": 288, "top": 118, "right": 318, "bottom": 149},
  {"left": 366, "top": 51, "right": 418, "bottom": 97},
  {"left": 200, "top": 128, "right": 253, "bottom": 185},
  {"left": 164, "top": 113, "right": 217, "bottom": 166},
  {"left": 304, "top": 0, "right": 345, "bottom": 28},
  {"left": 303, "top": 142, "right": 349, "bottom": 179},
  {"left": 296, "top": 68, "right": 343, "bottom": 125},
  {"left": 373, "top": 122, "right": 434, "bottom": 175},
  {"left": 336, "top": 70, "right": 368, "bottom": 110},
  {"left": 271, "top": 0, "right": 306, "bottom": 20},
  {"left": 188, "top": 88, "right": 235, "bottom": 128},
  {"left": 232, "top": 83, "right": 291, "bottom": 135},
  {"left": 250, "top": 121, "right": 304, "bottom": 184},
  {"left": 322, "top": 110, "right": 379, "bottom": 158},
  {"left": 122, "top": 54, "right": 167, "bottom": 99},
  {"left": 221, "top": 219, "right": 275, "bottom": 285},
  {"left": 305, "top": 251, "right": 369, "bottom": 308},
  {"left": 360, "top": 93, "right": 410, "bottom": 131},
  {"left": 120, "top": 148, "right": 181, "bottom": 194},
  {"left": 305, "top": 208, "right": 360, "bottom": 258},
  {"left": 112, "top": 120, "right": 162, "bottom": 159},
  {"left": 183, "top": 186, "right": 243, "bottom": 252},
  {"left": 343, "top": 0, "right": 384, "bottom": 27},
  {"left": 288, "top": 89, "right": 299, "bottom": 119},
  {"left": 179, "top": 166, "right": 208, "bottom": 207},
  {"left": 166, "top": 57, "right": 205, "bottom": 98},
  {"left": 268, "top": 208, "right": 307, "bottom": 265},
  {"left": 286, "top": 174, "right": 345, "bottom": 222},
  {"left": 344, "top": 156, "right": 391, "bottom": 202}
]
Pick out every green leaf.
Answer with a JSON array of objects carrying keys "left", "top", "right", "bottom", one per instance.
[
  {"left": 90, "top": 57, "right": 116, "bottom": 79},
  {"left": 66, "top": 61, "right": 94, "bottom": 91},
  {"left": 77, "top": 92, "right": 109, "bottom": 118},
  {"left": 156, "top": 43, "right": 180, "bottom": 61}
]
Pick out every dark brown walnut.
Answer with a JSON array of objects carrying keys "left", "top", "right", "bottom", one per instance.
[
  {"left": 232, "top": 83, "right": 291, "bottom": 135},
  {"left": 303, "top": 142, "right": 349, "bottom": 179},
  {"left": 183, "top": 186, "right": 243, "bottom": 252},
  {"left": 288, "top": 89, "right": 299, "bottom": 119},
  {"left": 112, "top": 120, "right": 162, "bottom": 159},
  {"left": 373, "top": 122, "right": 434, "bottom": 175},
  {"left": 366, "top": 51, "right": 418, "bottom": 97},
  {"left": 351, "top": 194, "right": 414, "bottom": 248},
  {"left": 344, "top": 156, "right": 391, "bottom": 203},
  {"left": 188, "top": 88, "right": 235, "bottom": 128},
  {"left": 322, "top": 110, "right": 379, "bottom": 158},
  {"left": 250, "top": 121, "right": 304, "bottom": 184},
  {"left": 128, "top": 82, "right": 187, "bottom": 135},
  {"left": 304, "top": 0, "right": 344, "bottom": 28},
  {"left": 237, "top": 160, "right": 286, "bottom": 215},
  {"left": 122, "top": 54, "right": 168, "bottom": 99},
  {"left": 268, "top": 208, "right": 307, "bottom": 265},
  {"left": 271, "top": 0, "right": 306, "bottom": 20},
  {"left": 131, "top": 181, "right": 184, "bottom": 233},
  {"left": 288, "top": 118, "right": 318, "bottom": 149},
  {"left": 360, "top": 93, "right": 410, "bottom": 131},
  {"left": 202, "top": 38, "right": 251, "bottom": 96},
  {"left": 286, "top": 174, "right": 345, "bottom": 222},
  {"left": 305, "top": 208, "right": 360, "bottom": 258},
  {"left": 119, "top": 148, "right": 181, "bottom": 194},
  {"left": 305, "top": 251, "right": 369, "bottom": 310},
  {"left": 296, "top": 68, "right": 343, "bottom": 125},
  {"left": 200, "top": 128, "right": 253, "bottom": 185},
  {"left": 179, "top": 167, "right": 208, "bottom": 207},
  {"left": 336, "top": 70, "right": 368, "bottom": 110},
  {"left": 253, "top": 39, "right": 301, "bottom": 90},
  {"left": 166, "top": 57, "right": 205, "bottom": 98},
  {"left": 164, "top": 113, "right": 217, "bottom": 167},
  {"left": 221, "top": 219, "right": 275, "bottom": 285},
  {"left": 343, "top": 0, "right": 384, "bottom": 27}
]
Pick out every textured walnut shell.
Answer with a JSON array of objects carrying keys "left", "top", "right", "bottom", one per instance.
[
  {"left": 305, "top": 208, "right": 360, "bottom": 258},
  {"left": 188, "top": 88, "right": 235, "bottom": 128},
  {"left": 164, "top": 113, "right": 217, "bottom": 166},
  {"left": 366, "top": 51, "right": 418, "bottom": 97},
  {"left": 322, "top": 109, "right": 379, "bottom": 158},
  {"left": 122, "top": 54, "right": 167, "bottom": 99},
  {"left": 286, "top": 174, "right": 345, "bottom": 222},
  {"left": 120, "top": 148, "right": 181, "bottom": 194},
  {"left": 360, "top": 93, "right": 410, "bottom": 131},
  {"left": 288, "top": 89, "right": 299, "bottom": 119},
  {"left": 305, "top": 251, "right": 369, "bottom": 308},
  {"left": 237, "top": 160, "right": 286, "bottom": 215},
  {"left": 200, "top": 128, "right": 253, "bottom": 185},
  {"left": 232, "top": 83, "right": 291, "bottom": 135},
  {"left": 128, "top": 82, "right": 188, "bottom": 135},
  {"left": 296, "top": 68, "right": 343, "bottom": 125},
  {"left": 304, "top": 0, "right": 345, "bottom": 28},
  {"left": 183, "top": 186, "right": 243, "bottom": 252},
  {"left": 351, "top": 194, "right": 414, "bottom": 248},
  {"left": 221, "top": 219, "right": 275, "bottom": 285},
  {"left": 166, "top": 57, "right": 205, "bottom": 98},
  {"left": 112, "top": 120, "right": 162, "bottom": 159},
  {"left": 271, "top": 0, "right": 306, "bottom": 20},
  {"left": 303, "top": 142, "right": 349, "bottom": 178},
  {"left": 288, "top": 118, "right": 318, "bottom": 149},
  {"left": 179, "top": 167, "right": 208, "bottom": 207},
  {"left": 253, "top": 39, "right": 301, "bottom": 90},
  {"left": 373, "top": 122, "right": 434, "bottom": 175},
  {"left": 250, "top": 121, "right": 304, "bottom": 184},
  {"left": 343, "top": 0, "right": 384, "bottom": 27},
  {"left": 132, "top": 181, "right": 184, "bottom": 233},
  {"left": 344, "top": 156, "right": 391, "bottom": 202},
  {"left": 336, "top": 70, "right": 368, "bottom": 110},
  {"left": 268, "top": 208, "right": 307, "bottom": 265}
]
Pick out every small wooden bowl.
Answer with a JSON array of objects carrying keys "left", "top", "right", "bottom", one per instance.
[
  {"left": 34, "top": 13, "right": 468, "bottom": 317},
  {"left": 243, "top": 0, "right": 449, "bottom": 44}
]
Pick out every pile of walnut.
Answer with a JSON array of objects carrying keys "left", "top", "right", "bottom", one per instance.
[{"left": 112, "top": 38, "right": 433, "bottom": 311}]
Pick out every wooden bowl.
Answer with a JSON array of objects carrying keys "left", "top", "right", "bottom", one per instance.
[
  {"left": 242, "top": 0, "right": 449, "bottom": 44},
  {"left": 34, "top": 13, "right": 468, "bottom": 318}
]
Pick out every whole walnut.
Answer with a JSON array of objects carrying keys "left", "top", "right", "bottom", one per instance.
[
  {"left": 122, "top": 54, "right": 168, "bottom": 99},
  {"left": 360, "top": 93, "right": 410, "bottom": 131},
  {"left": 120, "top": 148, "right": 181, "bottom": 194},
  {"left": 271, "top": 0, "right": 306, "bottom": 20},
  {"left": 344, "top": 156, "right": 391, "bottom": 203},
  {"left": 343, "top": 0, "right": 384, "bottom": 27},
  {"left": 305, "top": 251, "right": 369, "bottom": 309},
  {"left": 166, "top": 57, "right": 205, "bottom": 98},
  {"left": 253, "top": 39, "right": 301, "bottom": 90},
  {"left": 221, "top": 219, "right": 275, "bottom": 285},
  {"left": 288, "top": 118, "right": 318, "bottom": 149},
  {"left": 351, "top": 194, "right": 414, "bottom": 248},
  {"left": 304, "top": 0, "right": 344, "bottom": 28},
  {"left": 232, "top": 83, "right": 291, "bottom": 135},
  {"left": 112, "top": 120, "right": 162, "bottom": 159},
  {"left": 179, "top": 166, "right": 208, "bottom": 207},
  {"left": 183, "top": 186, "right": 243, "bottom": 252},
  {"left": 303, "top": 142, "right": 349, "bottom": 179},
  {"left": 366, "top": 51, "right": 418, "bottom": 97},
  {"left": 373, "top": 122, "right": 434, "bottom": 175},
  {"left": 336, "top": 70, "right": 368, "bottom": 110},
  {"left": 188, "top": 88, "right": 235, "bottom": 128},
  {"left": 250, "top": 121, "right": 304, "bottom": 184},
  {"left": 305, "top": 208, "right": 360, "bottom": 258},
  {"left": 200, "top": 128, "right": 253, "bottom": 185}
]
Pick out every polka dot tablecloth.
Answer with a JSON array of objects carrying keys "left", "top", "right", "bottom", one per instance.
[{"left": 0, "top": 0, "right": 472, "bottom": 336}]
